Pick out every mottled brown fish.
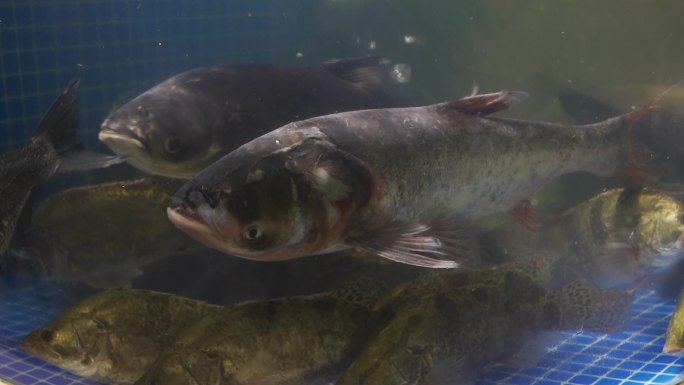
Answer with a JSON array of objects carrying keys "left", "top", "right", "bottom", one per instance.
[
  {"left": 168, "top": 90, "right": 657, "bottom": 268},
  {"left": 0, "top": 80, "right": 121, "bottom": 258},
  {"left": 481, "top": 188, "right": 684, "bottom": 289},
  {"left": 337, "top": 263, "right": 632, "bottom": 385},
  {"left": 133, "top": 280, "right": 388, "bottom": 385},
  {"left": 25, "top": 177, "right": 201, "bottom": 288},
  {"left": 20, "top": 289, "right": 222, "bottom": 384},
  {"left": 99, "top": 57, "right": 413, "bottom": 179}
]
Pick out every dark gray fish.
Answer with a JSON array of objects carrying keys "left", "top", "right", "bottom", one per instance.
[
  {"left": 99, "top": 57, "right": 413, "bottom": 179},
  {"left": 167, "top": 90, "right": 658, "bottom": 268},
  {"left": 0, "top": 80, "right": 122, "bottom": 257}
]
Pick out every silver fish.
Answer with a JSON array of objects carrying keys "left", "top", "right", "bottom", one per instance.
[
  {"left": 167, "top": 90, "right": 657, "bottom": 268},
  {"left": 99, "top": 57, "right": 412, "bottom": 179}
]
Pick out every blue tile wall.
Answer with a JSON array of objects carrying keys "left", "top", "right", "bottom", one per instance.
[{"left": 0, "top": 0, "right": 317, "bottom": 152}]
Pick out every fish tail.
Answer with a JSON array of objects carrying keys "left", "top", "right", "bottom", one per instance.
[
  {"left": 541, "top": 279, "right": 632, "bottom": 333},
  {"left": 34, "top": 79, "right": 82, "bottom": 155},
  {"left": 34, "top": 80, "right": 125, "bottom": 173},
  {"left": 609, "top": 86, "right": 680, "bottom": 187}
]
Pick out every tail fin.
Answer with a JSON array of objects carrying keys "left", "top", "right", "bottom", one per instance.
[
  {"left": 35, "top": 80, "right": 125, "bottom": 173},
  {"left": 608, "top": 86, "right": 683, "bottom": 190},
  {"left": 541, "top": 279, "right": 632, "bottom": 333},
  {"left": 34, "top": 79, "right": 82, "bottom": 155}
]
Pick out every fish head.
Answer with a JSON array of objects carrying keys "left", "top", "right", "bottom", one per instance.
[
  {"left": 99, "top": 88, "right": 216, "bottom": 179},
  {"left": 168, "top": 135, "right": 371, "bottom": 261},
  {"left": 21, "top": 315, "right": 112, "bottom": 378},
  {"left": 630, "top": 190, "right": 684, "bottom": 271}
]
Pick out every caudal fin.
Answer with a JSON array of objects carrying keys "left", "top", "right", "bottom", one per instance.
[
  {"left": 35, "top": 80, "right": 125, "bottom": 173},
  {"left": 611, "top": 85, "right": 684, "bottom": 191},
  {"left": 541, "top": 279, "right": 632, "bottom": 333},
  {"left": 34, "top": 79, "right": 82, "bottom": 155}
]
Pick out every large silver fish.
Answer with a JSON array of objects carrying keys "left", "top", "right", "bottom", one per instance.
[
  {"left": 167, "top": 90, "right": 657, "bottom": 268},
  {"left": 0, "top": 80, "right": 122, "bottom": 258},
  {"left": 99, "top": 57, "right": 412, "bottom": 179}
]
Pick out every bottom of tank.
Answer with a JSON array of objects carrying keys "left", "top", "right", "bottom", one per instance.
[{"left": 0, "top": 283, "right": 683, "bottom": 385}]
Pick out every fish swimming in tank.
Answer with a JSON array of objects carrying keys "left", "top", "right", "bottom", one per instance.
[
  {"left": 336, "top": 263, "right": 633, "bottom": 385},
  {"left": 22, "top": 177, "right": 202, "bottom": 289},
  {"left": 0, "top": 80, "right": 123, "bottom": 259},
  {"left": 480, "top": 188, "right": 684, "bottom": 289},
  {"left": 99, "top": 57, "right": 414, "bottom": 179},
  {"left": 133, "top": 280, "right": 388, "bottom": 385},
  {"left": 167, "top": 89, "right": 661, "bottom": 268},
  {"left": 21, "top": 289, "right": 222, "bottom": 385}
]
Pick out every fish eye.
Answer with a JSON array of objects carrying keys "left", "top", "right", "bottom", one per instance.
[
  {"left": 40, "top": 329, "right": 54, "bottom": 343},
  {"left": 164, "top": 137, "right": 183, "bottom": 155},
  {"left": 244, "top": 224, "right": 263, "bottom": 241},
  {"left": 136, "top": 105, "right": 150, "bottom": 118},
  {"left": 81, "top": 356, "right": 93, "bottom": 366}
]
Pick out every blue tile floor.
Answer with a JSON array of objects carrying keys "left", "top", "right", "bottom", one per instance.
[{"left": 1, "top": 284, "right": 684, "bottom": 385}]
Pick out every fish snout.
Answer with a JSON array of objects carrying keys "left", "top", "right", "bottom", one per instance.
[
  {"left": 99, "top": 118, "right": 148, "bottom": 150},
  {"left": 19, "top": 337, "right": 39, "bottom": 356}
]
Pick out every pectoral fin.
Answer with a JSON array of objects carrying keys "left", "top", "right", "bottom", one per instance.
[{"left": 347, "top": 217, "right": 479, "bottom": 269}]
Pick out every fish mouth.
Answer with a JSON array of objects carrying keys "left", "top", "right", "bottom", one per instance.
[
  {"left": 167, "top": 206, "right": 212, "bottom": 237},
  {"left": 167, "top": 206, "right": 236, "bottom": 255},
  {"left": 19, "top": 339, "right": 38, "bottom": 356},
  {"left": 98, "top": 129, "right": 147, "bottom": 152}
]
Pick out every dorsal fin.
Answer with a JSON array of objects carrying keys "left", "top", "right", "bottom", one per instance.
[
  {"left": 437, "top": 91, "right": 528, "bottom": 116},
  {"left": 323, "top": 56, "right": 388, "bottom": 91}
]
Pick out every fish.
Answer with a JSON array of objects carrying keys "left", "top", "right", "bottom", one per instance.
[
  {"left": 665, "top": 286, "right": 684, "bottom": 353},
  {"left": 546, "top": 188, "right": 684, "bottom": 288},
  {"left": 23, "top": 177, "right": 203, "bottom": 289},
  {"left": 20, "top": 289, "right": 222, "bottom": 385},
  {"left": 337, "top": 263, "right": 633, "bottom": 385},
  {"left": 133, "top": 280, "right": 388, "bottom": 385},
  {"left": 99, "top": 57, "right": 413, "bottom": 179},
  {"left": 481, "top": 188, "right": 684, "bottom": 289},
  {"left": 0, "top": 80, "right": 123, "bottom": 258},
  {"left": 167, "top": 90, "right": 658, "bottom": 268}
]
